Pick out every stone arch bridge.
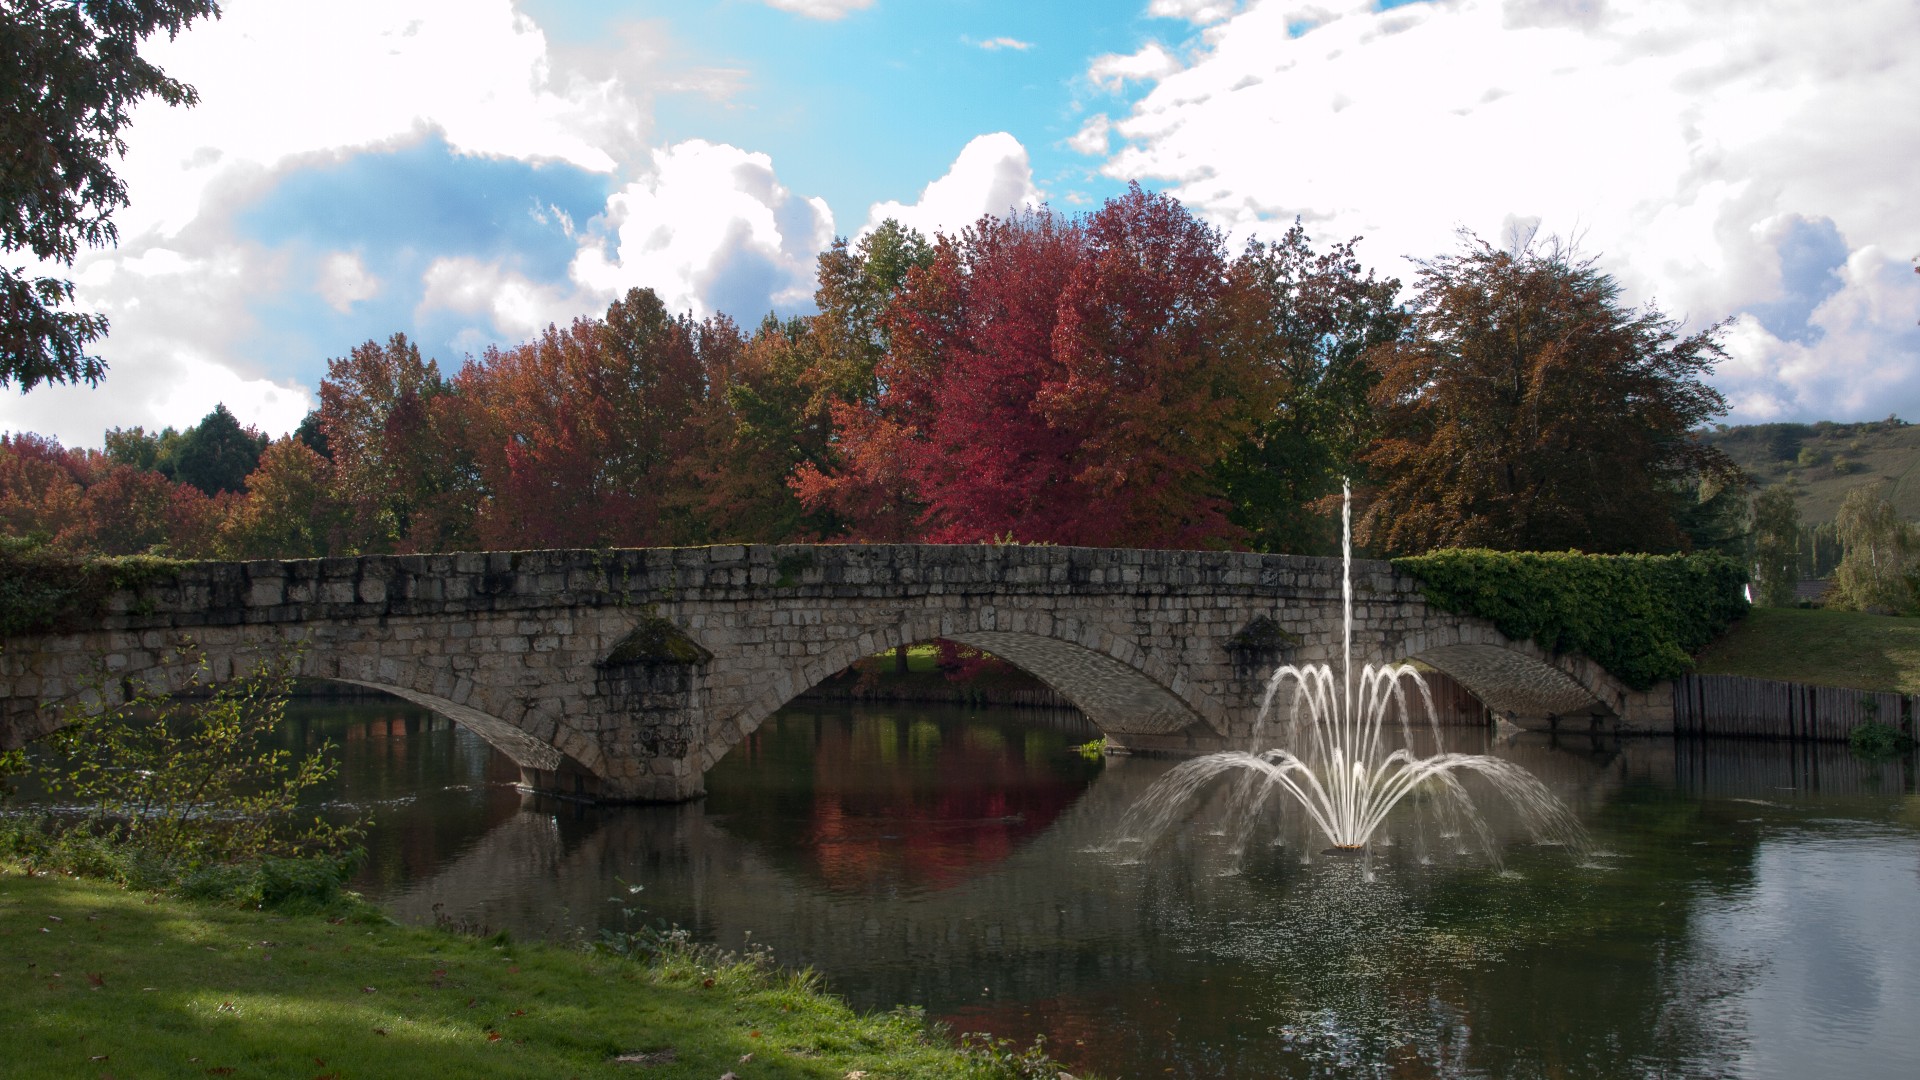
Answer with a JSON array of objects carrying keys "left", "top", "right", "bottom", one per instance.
[{"left": 0, "top": 545, "right": 1672, "bottom": 802}]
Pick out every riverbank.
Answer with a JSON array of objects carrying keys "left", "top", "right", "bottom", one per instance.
[
  {"left": 1693, "top": 606, "right": 1920, "bottom": 693},
  {"left": 0, "top": 867, "right": 1059, "bottom": 1079}
]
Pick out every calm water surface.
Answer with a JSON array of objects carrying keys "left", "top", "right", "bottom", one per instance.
[{"left": 281, "top": 699, "right": 1920, "bottom": 1079}]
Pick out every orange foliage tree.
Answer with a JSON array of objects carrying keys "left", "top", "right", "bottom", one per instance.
[{"left": 1359, "top": 231, "right": 1739, "bottom": 554}]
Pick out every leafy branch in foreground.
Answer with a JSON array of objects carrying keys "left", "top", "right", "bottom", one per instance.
[{"left": 29, "top": 646, "right": 361, "bottom": 868}]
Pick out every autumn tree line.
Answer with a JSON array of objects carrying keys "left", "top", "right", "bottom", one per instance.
[{"left": 3, "top": 185, "right": 1755, "bottom": 567}]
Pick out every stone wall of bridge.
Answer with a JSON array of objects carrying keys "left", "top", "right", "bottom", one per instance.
[{"left": 0, "top": 544, "right": 1665, "bottom": 802}]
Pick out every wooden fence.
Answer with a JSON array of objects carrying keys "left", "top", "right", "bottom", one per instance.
[{"left": 1671, "top": 674, "right": 1913, "bottom": 741}]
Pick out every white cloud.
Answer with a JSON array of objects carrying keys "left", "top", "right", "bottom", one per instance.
[
  {"left": 1147, "top": 0, "right": 1239, "bottom": 24},
  {"left": 418, "top": 256, "right": 591, "bottom": 344},
  {"left": 1088, "top": 42, "right": 1182, "bottom": 93},
  {"left": 976, "top": 36, "right": 1035, "bottom": 52},
  {"left": 1087, "top": 0, "right": 1920, "bottom": 421},
  {"left": 1068, "top": 114, "right": 1113, "bottom": 156},
  {"left": 571, "top": 140, "right": 835, "bottom": 319},
  {"left": 762, "top": 0, "right": 873, "bottom": 19},
  {"left": 317, "top": 252, "right": 380, "bottom": 313},
  {"left": 0, "top": 228, "right": 313, "bottom": 444},
  {"left": 862, "top": 133, "right": 1042, "bottom": 241}
]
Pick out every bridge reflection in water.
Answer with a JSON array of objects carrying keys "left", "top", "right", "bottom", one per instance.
[{"left": 298, "top": 698, "right": 1920, "bottom": 1079}]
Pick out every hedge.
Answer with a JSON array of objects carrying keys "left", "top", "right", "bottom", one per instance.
[{"left": 1392, "top": 549, "right": 1750, "bottom": 691}]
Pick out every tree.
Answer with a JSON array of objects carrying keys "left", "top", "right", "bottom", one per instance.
[
  {"left": 2, "top": 0, "right": 221, "bottom": 390},
  {"left": 0, "top": 431, "right": 89, "bottom": 542},
  {"left": 219, "top": 436, "right": 346, "bottom": 559},
  {"left": 805, "top": 186, "right": 1263, "bottom": 548},
  {"left": 316, "top": 333, "right": 471, "bottom": 553},
  {"left": 1833, "top": 483, "right": 1916, "bottom": 613},
  {"left": 1750, "top": 485, "right": 1801, "bottom": 606},
  {"left": 1215, "top": 222, "right": 1405, "bottom": 555},
  {"left": 456, "top": 288, "right": 733, "bottom": 549},
  {"left": 170, "top": 402, "right": 266, "bottom": 495},
  {"left": 668, "top": 315, "right": 842, "bottom": 544},
  {"left": 1359, "top": 231, "right": 1739, "bottom": 554}
]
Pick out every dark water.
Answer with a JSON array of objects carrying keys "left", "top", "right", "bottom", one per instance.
[{"left": 155, "top": 702, "right": 1920, "bottom": 1076}]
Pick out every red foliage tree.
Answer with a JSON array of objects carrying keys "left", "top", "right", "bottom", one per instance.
[
  {"left": 804, "top": 186, "right": 1263, "bottom": 548},
  {"left": 457, "top": 288, "right": 735, "bottom": 549}
]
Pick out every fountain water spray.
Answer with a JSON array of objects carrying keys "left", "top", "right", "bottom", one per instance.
[{"left": 1123, "top": 483, "right": 1585, "bottom": 864}]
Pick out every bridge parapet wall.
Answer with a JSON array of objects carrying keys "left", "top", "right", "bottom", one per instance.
[{"left": 0, "top": 545, "right": 1655, "bottom": 802}]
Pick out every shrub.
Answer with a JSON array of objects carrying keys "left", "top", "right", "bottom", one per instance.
[
  {"left": 29, "top": 647, "right": 363, "bottom": 873},
  {"left": 1847, "top": 720, "right": 1914, "bottom": 760},
  {"left": 1393, "top": 549, "right": 1749, "bottom": 689}
]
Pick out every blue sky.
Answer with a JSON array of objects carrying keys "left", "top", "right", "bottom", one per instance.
[{"left": 5, "top": 0, "right": 1917, "bottom": 445}]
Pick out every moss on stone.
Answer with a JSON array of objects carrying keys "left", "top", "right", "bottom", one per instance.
[{"left": 602, "top": 612, "right": 713, "bottom": 666}]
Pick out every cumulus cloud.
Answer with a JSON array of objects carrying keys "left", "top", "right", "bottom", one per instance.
[
  {"left": 975, "top": 36, "right": 1035, "bottom": 52},
  {"left": 1147, "top": 0, "right": 1240, "bottom": 24},
  {"left": 1068, "top": 114, "right": 1113, "bottom": 156},
  {"left": 0, "top": 0, "right": 877, "bottom": 444},
  {"left": 571, "top": 140, "right": 835, "bottom": 319},
  {"left": 762, "top": 0, "right": 873, "bottom": 19},
  {"left": 861, "top": 133, "right": 1042, "bottom": 240},
  {"left": 317, "top": 252, "right": 380, "bottom": 313},
  {"left": 2, "top": 224, "right": 314, "bottom": 445},
  {"left": 1088, "top": 43, "right": 1181, "bottom": 93},
  {"left": 1085, "top": 0, "right": 1920, "bottom": 421},
  {"left": 418, "top": 256, "right": 593, "bottom": 346}
]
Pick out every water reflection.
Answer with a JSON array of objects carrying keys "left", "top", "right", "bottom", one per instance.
[{"left": 272, "top": 700, "right": 1920, "bottom": 1079}]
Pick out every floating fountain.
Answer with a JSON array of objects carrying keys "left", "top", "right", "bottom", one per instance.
[{"left": 1123, "top": 484, "right": 1586, "bottom": 865}]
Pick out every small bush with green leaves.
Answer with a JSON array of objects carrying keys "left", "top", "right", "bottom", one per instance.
[
  {"left": 4, "top": 647, "right": 366, "bottom": 905},
  {"left": 1393, "top": 549, "right": 1749, "bottom": 690},
  {"left": 1847, "top": 720, "right": 1915, "bottom": 760}
]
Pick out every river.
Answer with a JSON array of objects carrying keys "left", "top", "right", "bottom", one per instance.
[{"left": 258, "top": 696, "right": 1920, "bottom": 1079}]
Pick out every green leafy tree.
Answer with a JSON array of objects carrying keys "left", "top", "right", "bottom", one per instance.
[
  {"left": 1, "top": 0, "right": 221, "bottom": 390},
  {"left": 1833, "top": 483, "right": 1916, "bottom": 613},
  {"left": 170, "top": 402, "right": 266, "bottom": 495},
  {"left": 40, "top": 648, "right": 359, "bottom": 866},
  {"left": 1360, "top": 230, "right": 1739, "bottom": 554},
  {"left": 1216, "top": 222, "right": 1405, "bottom": 555},
  {"left": 1750, "top": 485, "right": 1801, "bottom": 606}
]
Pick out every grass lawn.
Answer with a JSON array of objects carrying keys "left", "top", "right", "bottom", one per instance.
[
  {"left": 0, "top": 868, "right": 1023, "bottom": 1080},
  {"left": 1692, "top": 607, "right": 1920, "bottom": 693}
]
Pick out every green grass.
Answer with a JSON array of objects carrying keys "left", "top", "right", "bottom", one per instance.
[
  {"left": 1693, "top": 607, "right": 1920, "bottom": 692},
  {"left": 0, "top": 868, "right": 1030, "bottom": 1080}
]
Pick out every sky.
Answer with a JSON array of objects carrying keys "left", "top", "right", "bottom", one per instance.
[{"left": 6, "top": 0, "right": 1918, "bottom": 446}]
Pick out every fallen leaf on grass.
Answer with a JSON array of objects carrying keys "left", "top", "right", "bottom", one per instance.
[
  {"left": 372, "top": 1028, "right": 388, "bottom": 1037},
  {"left": 486, "top": 1030, "right": 501, "bottom": 1042},
  {"left": 360, "top": 986, "right": 377, "bottom": 994},
  {"left": 845, "top": 1071, "right": 868, "bottom": 1079},
  {"left": 739, "top": 1052, "right": 754, "bottom": 1064},
  {"left": 719, "top": 1073, "right": 740, "bottom": 1080},
  {"left": 88, "top": 1055, "right": 107, "bottom": 1061},
  {"left": 86, "top": 973, "right": 104, "bottom": 989}
]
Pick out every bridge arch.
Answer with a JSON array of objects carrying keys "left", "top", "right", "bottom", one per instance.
[
  {"left": 1382, "top": 622, "right": 1633, "bottom": 728},
  {"left": 2, "top": 625, "right": 604, "bottom": 799},
  {"left": 699, "top": 606, "right": 1232, "bottom": 771}
]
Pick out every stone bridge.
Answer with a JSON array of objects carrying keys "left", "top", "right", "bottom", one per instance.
[{"left": 0, "top": 545, "right": 1673, "bottom": 802}]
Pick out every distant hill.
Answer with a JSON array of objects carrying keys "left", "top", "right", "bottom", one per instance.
[{"left": 1706, "top": 417, "right": 1920, "bottom": 524}]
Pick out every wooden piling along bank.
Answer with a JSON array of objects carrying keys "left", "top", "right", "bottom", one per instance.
[{"left": 1671, "top": 674, "right": 1914, "bottom": 741}]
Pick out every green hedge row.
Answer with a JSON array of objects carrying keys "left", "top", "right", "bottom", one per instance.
[{"left": 1392, "top": 549, "right": 1750, "bottom": 690}]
